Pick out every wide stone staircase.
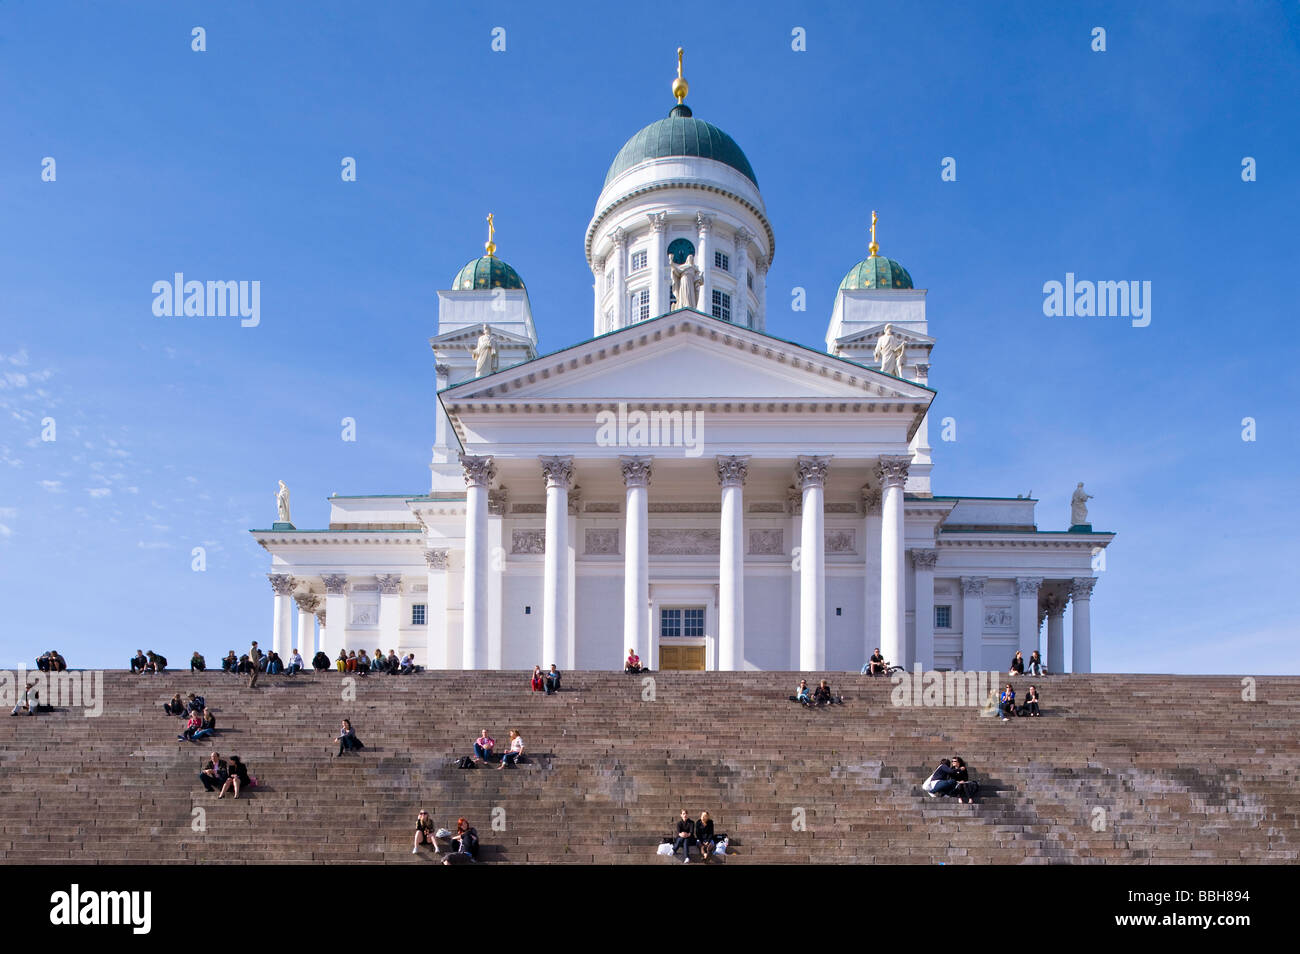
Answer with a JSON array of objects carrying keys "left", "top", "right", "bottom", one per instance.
[{"left": 1, "top": 670, "right": 1296, "bottom": 864}]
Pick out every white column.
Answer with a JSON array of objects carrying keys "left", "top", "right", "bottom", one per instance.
[
  {"left": 861, "top": 488, "right": 882, "bottom": 666},
  {"left": 1045, "top": 595, "right": 1066, "bottom": 674},
  {"left": 269, "top": 574, "right": 295, "bottom": 660},
  {"left": 755, "top": 258, "right": 768, "bottom": 331},
  {"left": 377, "top": 574, "right": 402, "bottom": 655},
  {"left": 488, "top": 492, "right": 506, "bottom": 669},
  {"left": 878, "top": 456, "right": 909, "bottom": 669},
  {"left": 786, "top": 487, "right": 802, "bottom": 669},
  {"left": 960, "top": 576, "right": 986, "bottom": 671},
  {"left": 611, "top": 228, "right": 627, "bottom": 328},
  {"left": 910, "top": 550, "right": 938, "bottom": 671},
  {"left": 648, "top": 212, "right": 667, "bottom": 318},
  {"left": 460, "top": 454, "right": 494, "bottom": 669},
  {"left": 733, "top": 227, "right": 751, "bottom": 327},
  {"left": 322, "top": 574, "right": 348, "bottom": 660},
  {"left": 314, "top": 609, "right": 327, "bottom": 661},
  {"left": 1070, "top": 577, "right": 1096, "bottom": 674},
  {"left": 620, "top": 457, "right": 651, "bottom": 666},
  {"left": 1017, "top": 577, "right": 1043, "bottom": 663},
  {"left": 294, "top": 593, "right": 318, "bottom": 660},
  {"left": 592, "top": 258, "right": 605, "bottom": 334},
  {"left": 541, "top": 456, "right": 574, "bottom": 669},
  {"left": 566, "top": 487, "right": 580, "bottom": 670},
  {"left": 425, "top": 548, "right": 450, "bottom": 669},
  {"left": 717, "top": 456, "right": 748, "bottom": 671},
  {"left": 696, "top": 212, "right": 713, "bottom": 315},
  {"left": 797, "top": 456, "right": 830, "bottom": 670}
]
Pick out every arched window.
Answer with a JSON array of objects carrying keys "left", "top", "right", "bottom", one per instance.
[{"left": 667, "top": 238, "right": 696, "bottom": 265}]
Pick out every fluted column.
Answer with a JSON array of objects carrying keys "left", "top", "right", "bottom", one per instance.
[
  {"left": 960, "top": 576, "right": 986, "bottom": 670},
  {"left": 648, "top": 212, "right": 668, "bottom": 318},
  {"left": 294, "top": 593, "right": 318, "bottom": 659},
  {"left": 797, "top": 456, "right": 831, "bottom": 670},
  {"left": 861, "top": 487, "right": 882, "bottom": 665},
  {"left": 425, "top": 548, "right": 450, "bottom": 668},
  {"left": 755, "top": 258, "right": 768, "bottom": 331},
  {"left": 541, "top": 456, "right": 574, "bottom": 669},
  {"left": 611, "top": 228, "right": 627, "bottom": 328},
  {"left": 717, "top": 456, "right": 749, "bottom": 670},
  {"left": 592, "top": 258, "right": 605, "bottom": 333},
  {"left": 322, "top": 574, "right": 348, "bottom": 660},
  {"left": 696, "top": 213, "right": 713, "bottom": 315},
  {"left": 269, "top": 574, "right": 295, "bottom": 660},
  {"left": 377, "top": 574, "right": 402, "bottom": 657},
  {"left": 1016, "top": 577, "right": 1043, "bottom": 663},
  {"left": 733, "top": 227, "right": 751, "bottom": 327},
  {"left": 1044, "top": 595, "right": 1066, "bottom": 674},
  {"left": 878, "top": 456, "right": 910, "bottom": 669},
  {"left": 460, "top": 454, "right": 494, "bottom": 669},
  {"left": 1070, "top": 577, "right": 1097, "bottom": 673},
  {"left": 620, "top": 456, "right": 652, "bottom": 667},
  {"left": 910, "top": 550, "right": 939, "bottom": 671}
]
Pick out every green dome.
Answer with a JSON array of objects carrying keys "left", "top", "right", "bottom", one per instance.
[
  {"left": 839, "top": 255, "right": 913, "bottom": 291},
  {"left": 451, "top": 255, "right": 525, "bottom": 291},
  {"left": 604, "top": 105, "right": 758, "bottom": 189}
]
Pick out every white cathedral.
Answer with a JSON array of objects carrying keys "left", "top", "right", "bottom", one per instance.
[{"left": 253, "top": 54, "right": 1113, "bottom": 675}]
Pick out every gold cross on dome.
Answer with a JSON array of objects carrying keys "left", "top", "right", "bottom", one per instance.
[
  {"left": 485, "top": 212, "right": 496, "bottom": 257},
  {"left": 868, "top": 210, "right": 879, "bottom": 257}
]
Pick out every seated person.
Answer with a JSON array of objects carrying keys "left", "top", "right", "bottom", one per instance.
[
  {"left": 412, "top": 810, "right": 436, "bottom": 854},
  {"left": 998, "top": 684, "right": 1017, "bottom": 720},
  {"left": 625, "top": 649, "right": 643, "bottom": 674},
  {"left": 335, "top": 650, "right": 348, "bottom": 672},
  {"left": 1026, "top": 650, "right": 1046, "bottom": 675},
  {"left": 951, "top": 756, "right": 976, "bottom": 803},
  {"left": 130, "top": 650, "right": 148, "bottom": 673},
  {"left": 10, "top": 682, "right": 39, "bottom": 716},
  {"left": 400, "top": 653, "right": 417, "bottom": 675},
  {"left": 473, "top": 729, "right": 495, "bottom": 762},
  {"left": 146, "top": 651, "right": 167, "bottom": 673},
  {"left": 191, "top": 709, "right": 217, "bottom": 741},
  {"left": 1021, "top": 685, "right": 1041, "bottom": 717},
  {"left": 812, "top": 680, "right": 839, "bottom": 707},
  {"left": 286, "top": 649, "right": 304, "bottom": 676},
  {"left": 449, "top": 818, "right": 478, "bottom": 860},
  {"left": 1009, "top": 651, "right": 1025, "bottom": 675},
  {"left": 793, "top": 679, "right": 812, "bottom": 705},
  {"left": 199, "top": 753, "right": 228, "bottom": 793},
  {"left": 184, "top": 693, "right": 206, "bottom": 715},
  {"left": 925, "top": 759, "right": 957, "bottom": 797},
  {"left": 178, "top": 711, "right": 203, "bottom": 742},
  {"left": 357, "top": 651, "right": 371, "bottom": 675},
  {"left": 35, "top": 651, "right": 53, "bottom": 673},
  {"left": 163, "top": 693, "right": 186, "bottom": 716},
  {"left": 236, "top": 654, "right": 252, "bottom": 674},
  {"left": 498, "top": 729, "right": 524, "bottom": 769},
  {"left": 371, "top": 648, "right": 388, "bottom": 674},
  {"left": 545, "top": 664, "right": 561, "bottom": 695},
  {"left": 695, "top": 811, "right": 717, "bottom": 860},
  {"left": 336, "top": 719, "right": 363, "bottom": 756},
  {"left": 50, "top": 651, "right": 67, "bottom": 672},
  {"left": 672, "top": 809, "right": 696, "bottom": 862},
  {"left": 221, "top": 651, "right": 238, "bottom": 673},
  {"left": 312, "top": 651, "right": 330, "bottom": 671},
  {"left": 191, "top": 651, "right": 206, "bottom": 672},
  {"left": 386, "top": 650, "right": 401, "bottom": 673},
  {"left": 862, "top": 648, "right": 887, "bottom": 676},
  {"left": 530, "top": 666, "right": 545, "bottom": 692},
  {"left": 219, "top": 755, "right": 250, "bottom": 799}
]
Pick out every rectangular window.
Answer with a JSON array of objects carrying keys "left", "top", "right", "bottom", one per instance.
[
  {"left": 714, "top": 251, "right": 729, "bottom": 272},
  {"left": 630, "top": 249, "right": 647, "bottom": 272},
  {"left": 660, "top": 607, "right": 705, "bottom": 638},
  {"left": 660, "top": 608, "right": 682, "bottom": 638},
  {"left": 683, "top": 608, "right": 705, "bottom": 637},
  {"left": 632, "top": 288, "right": 649, "bottom": 321},
  {"left": 935, "top": 605, "right": 952, "bottom": 629},
  {"left": 747, "top": 269, "right": 753, "bottom": 289},
  {"left": 711, "top": 289, "right": 731, "bottom": 322},
  {"left": 746, "top": 309, "right": 754, "bottom": 328},
  {"left": 412, "top": 604, "right": 427, "bottom": 626}
]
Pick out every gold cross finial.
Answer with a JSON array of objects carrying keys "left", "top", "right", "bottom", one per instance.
[
  {"left": 672, "top": 47, "right": 689, "bottom": 104},
  {"left": 485, "top": 212, "right": 496, "bottom": 257},
  {"left": 868, "top": 210, "right": 879, "bottom": 258}
]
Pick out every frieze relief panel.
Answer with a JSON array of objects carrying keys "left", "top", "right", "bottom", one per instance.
[
  {"left": 511, "top": 529, "right": 547, "bottom": 554},
  {"left": 585, "top": 529, "right": 619, "bottom": 555},
  {"left": 648, "top": 528, "right": 721, "bottom": 555},
  {"left": 747, "top": 528, "right": 784, "bottom": 555},
  {"left": 825, "top": 528, "right": 857, "bottom": 553},
  {"left": 984, "top": 605, "right": 1015, "bottom": 630}
]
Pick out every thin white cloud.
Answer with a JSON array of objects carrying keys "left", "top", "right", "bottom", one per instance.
[
  {"left": 86, "top": 487, "right": 111, "bottom": 499},
  {"left": 137, "top": 541, "right": 173, "bottom": 550},
  {"left": 40, "top": 480, "right": 64, "bottom": 492}
]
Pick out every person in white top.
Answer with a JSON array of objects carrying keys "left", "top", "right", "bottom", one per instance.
[
  {"left": 287, "top": 649, "right": 305, "bottom": 676},
  {"left": 498, "top": 729, "right": 524, "bottom": 769}
]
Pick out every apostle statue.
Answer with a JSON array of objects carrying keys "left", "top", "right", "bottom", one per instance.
[
  {"left": 469, "top": 324, "right": 499, "bottom": 378},
  {"left": 873, "top": 323, "right": 906, "bottom": 377},
  {"left": 669, "top": 254, "right": 702, "bottom": 311},
  {"left": 1070, "top": 482, "right": 1093, "bottom": 526},
  {"left": 276, "top": 480, "right": 291, "bottom": 524}
]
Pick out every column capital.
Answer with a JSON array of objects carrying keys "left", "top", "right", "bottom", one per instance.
[
  {"left": 322, "top": 574, "right": 348, "bottom": 595},
  {"left": 540, "top": 455, "right": 575, "bottom": 490},
  {"left": 795, "top": 455, "right": 831, "bottom": 490},
  {"left": 914, "top": 363, "right": 930, "bottom": 377},
  {"left": 734, "top": 226, "right": 753, "bottom": 249},
  {"left": 909, "top": 549, "right": 939, "bottom": 571},
  {"left": 696, "top": 211, "right": 714, "bottom": 234},
  {"left": 1043, "top": 594, "right": 1066, "bottom": 616},
  {"left": 294, "top": 593, "right": 319, "bottom": 613},
  {"left": 861, "top": 485, "right": 881, "bottom": 515},
  {"left": 612, "top": 226, "right": 627, "bottom": 248},
  {"left": 959, "top": 576, "right": 987, "bottom": 597},
  {"left": 1016, "top": 576, "right": 1044, "bottom": 597},
  {"left": 716, "top": 455, "right": 750, "bottom": 487},
  {"left": 877, "top": 455, "right": 911, "bottom": 489},
  {"left": 647, "top": 211, "right": 668, "bottom": 232},
  {"left": 435, "top": 363, "right": 450, "bottom": 379},
  {"left": 377, "top": 574, "right": 403, "bottom": 595},
  {"left": 620, "top": 455, "right": 653, "bottom": 488},
  {"left": 488, "top": 485, "right": 509, "bottom": 515},
  {"left": 1070, "top": 577, "right": 1098, "bottom": 601},
  {"left": 459, "top": 454, "right": 495, "bottom": 488},
  {"left": 268, "top": 573, "right": 295, "bottom": 597},
  {"left": 425, "top": 547, "right": 450, "bottom": 570}
]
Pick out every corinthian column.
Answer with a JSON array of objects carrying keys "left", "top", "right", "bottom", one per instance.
[
  {"left": 269, "top": 574, "right": 295, "bottom": 660},
  {"left": 717, "top": 456, "right": 749, "bottom": 671},
  {"left": 321, "top": 574, "right": 348, "bottom": 660},
  {"left": 620, "top": 456, "right": 652, "bottom": 668},
  {"left": 460, "top": 454, "right": 495, "bottom": 669},
  {"left": 1070, "top": 577, "right": 1097, "bottom": 674},
  {"left": 1044, "top": 594, "right": 1066, "bottom": 674},
  {"left": 878, "top": 455, "right": 910, "bottom": 669},
  {"left": 377, "top": 575, "right": 403, "bottom": 657},
  {"left": 293, "top": 593, "right": 319, "bottom": 660},
  {"left": 697, "top": 213, "right": 714, "bottom": 314},
  {"left": 910, "top": 549, "right": 939, "bottom": 670},
  {"left": 541, "top": 456, "right": 574, "bottom": 669},
  {"left": 796, "top": 455, "right": 831, "bottom": 670},
  {"left": 647, "top": 211, "right": 668, "bottom": 318},
  {"left": 1016, "top": 577, "right": 1043, "bottom": 662}
]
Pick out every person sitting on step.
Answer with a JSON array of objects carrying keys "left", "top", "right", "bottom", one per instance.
[
  {"left": 335, "top": 650, "right": 348, "bottom": 672},
  {"left": 924, "top": 758, "right": 957, "bottom": 797},
  {"left": 863, "top": 648, "right": 888, "bottom": 676},
  {"left": 386, "top": 650, "right": 400, "bottom": 673},
  {"left": 794, "top": 679, "right": 812, "bottom": 706},
  {"left": 286, "top": 649, "right": 304, "bottom": 676},
  {"left": 191, "top": 708, "right": 217, "bottom": 741},
  {"left": 336, "top": 718, "right": 363, "bottom": 756},
  {"left": 625, "top": 649, "right": 643, "bottom": 674},
  {"left": 145, "top": 650, "right": 167, "bottom": 674},
  {"left": 130, "top": 650, "right": 148, "bottom": 674},
  {"left": 1009, "top": 651, "right": 1025, "bottom": 676},
  {"left": 199, "top": 752, "right": 228, "bottom": 793},
  {"left": 695, "top": 811, "right": 717, "bottom": 860},
  {"left": 219, "top": 755, "right": 250, "bottom": 799},
  {"left": 191, "top": 651, "right": 206, "bottom": 672},
  {"left": 812, "top": 679, "right": 841, "bottom": 707},
  {"left": 371, "top": 648, "right": 388, "bottom": 674},
  {"left": 265, "top": 652, "right": 283, "bottom": 676},
  {"left": 672, "top": 809, "right": 696, "bottom": 863},
  {"left": 998, "top": 684, "right": 1017, "bottom": 721},
  {"left": 530, "top": 666, "right": 545, "bottom": 692},
  {"left": 473, "top": 729, "right": 495, "bottom": 763},
  {"left": 11, "top": 682, "right": 40, "bottom": 716},
  {"left": 951, "top": 756, "right": 977, "bottom": 803},
  {"left": 412, "top": 809, "right": 436, "bottom": 854},
  {"left": 312, "top": 651, "right": 330, "bottom": 671},
  {"left": 163, "top": 693, "right": 186, "bottom": 717},
  {"left": 178, "top": 711, "right": 203, "bottom": 743},
  {"left": 1021, "top": 685, "right": 1041, "bottom": 717},
  {"left": 185, "top": 693, "right": 206, "bottom": 716},
  {"left": 447, "top": 817, "right": 478, "bottom": 862},
  {"left": 222, "top": 650, "right": 238, "bottom": 673},
  {"left": 1026, "top": 650, "right": 1046, "bottom": 675},
  {"left": 498, "top": 729, "right": 524, "bottom": 769},
  {"left": 400, "top": 653, "right": 418, "bottom": 675},
  {"left": 236, "top": 654, "right": 252, "bottom": 675},
  {"left": 357, "top": 650, "right": 371, "bottom": 675},
  {"left": 545, "top": 664, "right": 561, "bottom": 695}
]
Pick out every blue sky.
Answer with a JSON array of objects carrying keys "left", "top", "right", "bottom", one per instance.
[{"left": 1, "top": 1, "right": 1297, "bottom": 672}]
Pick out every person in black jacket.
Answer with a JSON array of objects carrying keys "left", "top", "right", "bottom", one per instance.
[
  {"left": 951, "top": 756, "right": 977, "bottom": 803},
  {"left": 1009, "top": 651, "right": 1025, "bottom": 675},
  {"left": 335, "top": 719, "right": 363, "bottom": 756},
  {"left": 312, "top": 651, "right": 330, "bottom": 671},
  {"left": 695, "top": 811, "right": 717, "bottom": 859},
  {"left": 130, "top": 650, "right": 148, "bottom": 673},
  {"left": 219, "top": 756, "right": 250, "bottom": 798},
  {"left": 672, "top": 809, "right": 696, "bottom": 863},
  {"left": 222, "top": 650, "right": 238, "bottom": 673},
  {"left": 1022, "top": 685, "right": 1041, "bottom": 717},
  {"left": 199, "top": 753, "right": 228, "bottom": 792}
]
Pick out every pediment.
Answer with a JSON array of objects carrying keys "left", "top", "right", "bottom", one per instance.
[
  {"left": 429, "top": 325, "right": 535, "bottom": 349},
  {"left": 833, "top": 323, "right": 935, "bottom": 350},
  {"left": 442, "top": 310, "right": 934, "bottom": 406}
]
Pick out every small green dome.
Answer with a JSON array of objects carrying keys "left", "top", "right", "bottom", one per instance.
[
  {"left": 839, "top": 255, "right": 913, "bottom": 291},
  {"left": 452, "top": 255, "right": 525, "bottom": 291},
  {"left": 604, "top": 105, "right": 758, "bottom": 189}
]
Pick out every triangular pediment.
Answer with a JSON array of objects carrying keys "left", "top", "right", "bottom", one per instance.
[
  {"left": 833, "top": 323, "right": 935, "bottom": 351},
  {"left": 442, "top": 310, "right": 934, "bottom": 405},
  {"left": 429, "top": 325, "right": 535, "bottom": 349}
]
